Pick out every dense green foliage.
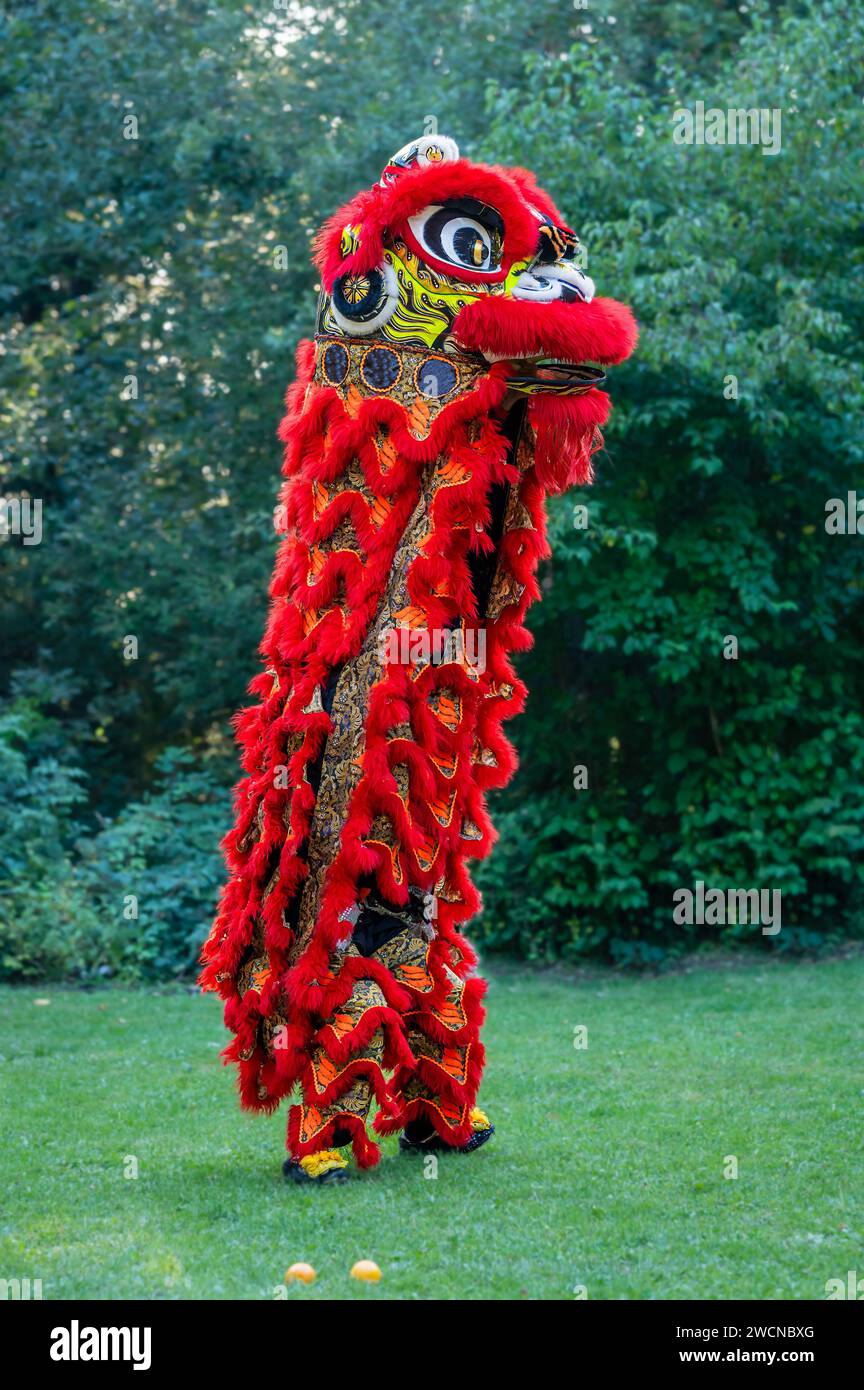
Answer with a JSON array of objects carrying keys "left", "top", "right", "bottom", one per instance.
[
  {"left": 1, "top": 0, "right": 861, "bottom": 978},
  {"left": 475, "top": 2, "right": 864, "bottom": 963},
  {"left": 3, "top": 954, "right": 862, "bottom": 1297}
]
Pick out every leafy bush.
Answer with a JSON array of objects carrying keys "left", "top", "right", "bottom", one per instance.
[
  {"left": 77, "top": 747, "right": 228, "bottom": 980},
  {"left": 0, "top": 691, "right": 227, "bottom": 980},
  {"left": 0, "top": 692, "right": 105, "bottom": 979}
]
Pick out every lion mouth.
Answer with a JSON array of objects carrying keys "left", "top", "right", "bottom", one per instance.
[{"left": 504, "top": 360, "right": 607, "bottom": 396}]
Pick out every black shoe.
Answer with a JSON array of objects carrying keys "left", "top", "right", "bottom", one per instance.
[
  {"left": 399, "top": 1109, "right": 495, "bottom": 1155},
  {"left": 283, "top": 1153, "right": 349, "bottom": 1185}
]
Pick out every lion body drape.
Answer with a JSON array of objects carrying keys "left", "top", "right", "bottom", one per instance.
[{"left": 199, "top": 338, "right": 580, "bottom": 1161}]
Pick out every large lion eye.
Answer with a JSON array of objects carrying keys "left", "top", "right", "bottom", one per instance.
[
  {"left": 407, "top": 198, "right": 504, "bottom": 274},
  {"left": 443, "top": 215, "right": 492, "bottom": 268}
]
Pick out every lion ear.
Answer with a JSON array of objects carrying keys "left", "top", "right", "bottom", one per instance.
[
  {"left": 339, "top": 223, "right": 363, "bottom": 259},
  {"left": 315, "top": 200, "right": 387, "bottom": 288}
]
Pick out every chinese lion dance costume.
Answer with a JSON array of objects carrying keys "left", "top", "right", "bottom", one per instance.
[{"left": 200, "top": 135, "right": 637, "bottom": 1184}]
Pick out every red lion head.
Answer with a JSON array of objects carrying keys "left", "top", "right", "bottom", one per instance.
[{"left": 313, "top": 134, "right": 637, "bottom": 490}]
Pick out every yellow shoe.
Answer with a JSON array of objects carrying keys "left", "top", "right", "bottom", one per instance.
[
  {"left": 283, "top": 1149, "right": 349, "bottom": 1185},
  {"left": 463, "top": 1107, "right": 494, "bottom": 1152}
]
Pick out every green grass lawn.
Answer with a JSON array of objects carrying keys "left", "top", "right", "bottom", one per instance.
[{"left": 1, "top": 952, "right": 862, "bottom": 1301}]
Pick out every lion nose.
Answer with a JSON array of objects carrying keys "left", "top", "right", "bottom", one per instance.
[{"left": 512, "top": 265, "right": 595, "bottom": 304}]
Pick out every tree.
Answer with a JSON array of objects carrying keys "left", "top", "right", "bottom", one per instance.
[
  {"left": 475, "top": 0, "right": 864, "bottom": 961},
  {"left": 1, "top": 0, "right": 859, "bottom": 974}
]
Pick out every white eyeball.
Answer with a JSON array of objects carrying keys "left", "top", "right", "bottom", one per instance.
[{"left": 407, "top": 200, "right": 504, "bottom": 275}]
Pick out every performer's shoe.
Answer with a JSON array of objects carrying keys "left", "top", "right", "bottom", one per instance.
[
  {"left": 283, "top": 1150, "right": 349, "bottom": 1185},
  {"left": 461, "top": 1108, "right": 496, "bottom": 1153},
  {"left": 399, "top": 1107, "right": 495, "bottom": 1155}
]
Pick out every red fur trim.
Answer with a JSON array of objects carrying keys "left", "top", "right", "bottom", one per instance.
[
  {"left": 406, "top": 973, "right": 487, "bottom": 1046},
  {"left": 314, "top": 159, "right": 544, "bottom": 288},
  {"left": 299, "top": 1052, "right": 401, "bottom": 1118},
  {"left": 453, "top": 294, "right": 639, "bottom": 367},
  {"left": 314, "top": 1002, "right": 417, "bottom": 1071},
  {"left": 410, "top": 1039, "right": 486, "bottom": 1109},
  {"left": 373, "top": 1094, "right": 479, "bottom": 1150},
  {"left": 529, "top": 390, "right": 610, "bottom": 493},
  {"left": 287, "top": 1106, "right": 381, "bottom": 1169}
]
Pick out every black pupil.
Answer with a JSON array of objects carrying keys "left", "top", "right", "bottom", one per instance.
[
  {"left": 421, "top": 200, "right": 503, "bottom": 271},
  {"left": 453, "top": 225, "right": 487, "bottom": 266}
]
